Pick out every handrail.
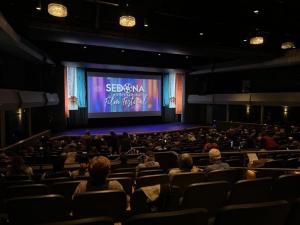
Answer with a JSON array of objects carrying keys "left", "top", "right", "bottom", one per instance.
[{"left": 0, "top": 129, "right": 51, "bottom": 153}]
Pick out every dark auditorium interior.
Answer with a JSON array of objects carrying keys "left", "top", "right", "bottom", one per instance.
[{"left": 2, "top": 1, "right": 300, "bottom": 225}]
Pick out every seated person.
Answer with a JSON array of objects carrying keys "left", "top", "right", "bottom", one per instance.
[
  {"left": 204, "top": 148, "right": 230, "bottom": 173},
  {"left": 41, "top": 154, "right": 71, "bottom": 179},
  {"left": 73, "top": 156, "right": 124, "bottom": 197},
  {"left": 136, "top": 151, "right": 160, "bottom": 171},
  {"left": 169, "top": 153, "right": 200, "bottom": 176},
  {"left": 6, "top": 156, "right": 33, "bottom": 178},
  {"left": 71, "top": 155, "right": 90, "bottom": 178}
]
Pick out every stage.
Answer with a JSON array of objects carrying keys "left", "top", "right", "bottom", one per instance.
[{"left": 58, "top": 123, "right": 201, "bottom": 136}]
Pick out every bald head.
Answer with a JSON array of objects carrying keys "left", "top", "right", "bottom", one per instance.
[{"left": 209, "top": 148, "right": 221, "bottom": 161}]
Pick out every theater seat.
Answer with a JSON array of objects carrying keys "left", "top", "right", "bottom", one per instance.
[
  {"left": 273, "top": 174, "right": 300, "bottom": 201},
  {"left": 138, "top": 169, "right": 165, "bottom": 177},
  {"left": 107, "top": 177, "right": 133, "bottom": 196},
  {"left": 170, "top": 172, "right": 205, "bottom": 191},
  {"left": 214, "top": 200, "right": 289, "bottom": 225},
  {"left": 6, "top": 184, "right": 49, "bottom": 198},
  {"left": 285, "top": 198, "right": 300, "bottom": 225},
  {"left": 6, "top": 194, "right": 68, "bottom": 224},
  {"left": 136, "top": 174, "right": 169, "bottom": 189},
  {"left": 154, "top": 152, "right": 179, "bottom": 170},
  {"left": 227, "top": 177, "right": 273, "bottom": 204},
  {"left": 127, "top": 208, "right": 208, "bottom": 225},
  {"left": 72, "top": 190, "right": 127, "bottom": 221},
  {"left": 108, "top": 172, "right": 134, "bottom": 179},
  {"left": 36, "top": 217, "right": 114, "bottom": 225},
  {"left": 181, "top": 181, "right": 229, "bottom": 216},
  {"left": 51, "top": 181, "right": 81, "bottom": 201},
  {"left": 206, "top": 169, "right": 242, "bottom": 185}
]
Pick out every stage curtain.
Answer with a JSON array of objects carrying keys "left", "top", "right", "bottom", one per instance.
[
  {"left": 169, "top": 72, "right": 176, "bottom": 108},
  {"left": 67, "top": 67, "right": 78, "bottom": 110},
  {"left": 163, "top": 73, "right": 170, "bottom": 107},
  {"left": 175, "top": 73, "right": 183, "bottom": 114},
  {"left": 76, "top": 67, "right": 86, "bottom": 108},
  {"left": 64, "top": 67, "right": 69, "bottom": 118}
]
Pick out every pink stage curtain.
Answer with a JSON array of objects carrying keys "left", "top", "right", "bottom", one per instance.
[
  {"left": 175, "top": 73, "right": 183, "bottom": 114},
  {"left": 64, "top": 67, "right": 69, "bottom": 118}
]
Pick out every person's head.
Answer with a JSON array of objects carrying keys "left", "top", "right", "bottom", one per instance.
[
  {"left": 88, "top": 156, "right": 111, "bottom": 183},
  {"left": 178, "top": 153, "right": 193, "bottom": 172},
  {"left": 110, "top": 131, "right": 116, "bottom": 136},
  {"left": 208, "top": 148, "right": 222, "bottom": 163},
  {"left": 144, "top": 151, "right": 155, "bottom": 163}
]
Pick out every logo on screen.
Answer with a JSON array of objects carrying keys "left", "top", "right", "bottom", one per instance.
[{"left": 106, "top": 83, "right": 145, "bottom": 93}]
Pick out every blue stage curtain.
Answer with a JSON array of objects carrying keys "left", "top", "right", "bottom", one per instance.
[
  {"left": 76, "top": 67, "right": 86, "bottom": 108},
  {"left": 163, "top": 73, "right": 170, "bottom": 107}
]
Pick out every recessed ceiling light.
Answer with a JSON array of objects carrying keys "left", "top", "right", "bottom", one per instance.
[
  {"left": 281, "top": 41, "right": 296, "bottom": 50},
  {"left": 253, "top": 10, "right": 259, "bottom": 14},
  {"left": 199, "top": 32, "right": 204, "bottom": 36},
  {"left": 48, "top": 3, "right": 68, "bottom": 17},
  {"left": 250, "top": 36, "right": 264, "bottom": 45},
  {"left": 119, "top": 15, "right": 136, "bottom": 27},
  {"left": 35, "top": 0, "right": 42, "bottom": 10}
]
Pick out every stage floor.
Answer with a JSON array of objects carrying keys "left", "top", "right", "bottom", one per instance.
[{"left": 58, "top": 123, "right": 201, "bottom": 136}]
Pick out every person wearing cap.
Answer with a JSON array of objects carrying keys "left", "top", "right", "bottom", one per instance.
[{"left": 204, "top": 148, "right": 230, "bottom": 173}]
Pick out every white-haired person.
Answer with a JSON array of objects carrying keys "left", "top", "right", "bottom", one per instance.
[{"left": 204, "top": 148, "right": 230, "bottom": 173}]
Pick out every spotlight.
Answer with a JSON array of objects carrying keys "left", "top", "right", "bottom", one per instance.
[{"left": 253, "top": 10, "right": 259, "bottom": 14}]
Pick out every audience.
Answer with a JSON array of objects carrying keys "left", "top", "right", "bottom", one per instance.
[
  {"left": 6, "top": 156, "right": 33, "bottom": 178},
  {"left": 73, "top": 156, "right": 124, "bottom": 197},
  {"left": 136, "top": 151, "right": 160, "bottom": 171},
  {"left": 41, "top": 154, "right": 71, "bottom": 179},
  {"left": 169, "top": 153, "right": 200, "bottom": 176},
  {"left": 204, "top": 148, "right": 230, "bottom": 172}
]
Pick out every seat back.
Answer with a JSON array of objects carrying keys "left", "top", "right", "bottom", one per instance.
[
  {"left": 206, "top": 169, "right": 242, "bottom": 184},
  {"left": 170, "top": 172, "right": 205, "bottom": 191},
  {"left": 51, "top": 181, "right": 81, "bottom": 201},
  {"left": 35, "top": 217, "right": 114, "bottom": 225},
  {"left": 286, "top": 198, "right": 300, "bottom": 225},
  {"left": 155, "top": 152, "right": 178, "bottom": 170},
  {"left": 181, "top": 181, "right": 229, "bottom": 216},
  {"left": 108, "top": 172, "right": 134, "bottom": 179},
  {"left": 138, "top": 169, "right": 165, "bottom": 177},
  {"left": 107, "top": 177, "right": 133, "bottom": 196},
  {"left": 263, "top": 159, "right": 285, "bottom": 168},
  {"left": 127, "top": 208, "right": 208, "bottom": 225},
  {"left": 131, "top": 189, "right": 150, "bottom": 215},
  {"left": 72, "top": 190, "right": 126, "bottom": 221},
  {"left": 228, "top": 177, "right": 273, "bottom": 204},
  {"left": 214, "top": 200, "right": 289, "bottom": 225},
  {"left": 6, "top": 194, "right": 68, "bottom": 224},
  {"left": 114, "top": 167, "right": 136, "bottom": 173},
  {"left": 6, "top": 184, "right": 49, "bottom": 198},
  {"left": 41, "top": 177, "right": 71, "bottom": 186},
  {"left": 136, "top": 174, "right": 169, "bottom": 189},
  {"left": 273, "top": 174, "right": 300, "bottom": 201}
]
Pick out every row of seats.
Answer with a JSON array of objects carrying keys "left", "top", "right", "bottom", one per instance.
[
  {"left": 3, "top": 174, "right": 300, "bottom": 220},
  {"left": 6, "top": 197, "right": 300, "bottom": 225}
]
